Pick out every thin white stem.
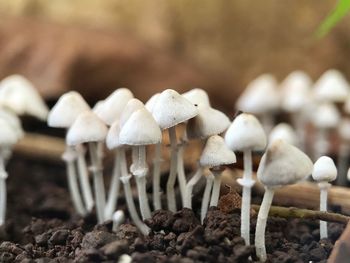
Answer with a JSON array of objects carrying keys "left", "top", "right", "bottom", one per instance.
[
  {"left": 319, "top": 182, "right": 330, "bottom": 239},
  {"left": 201, "top": 174, "right": 214, "bottom": 223},
  {"left": 89, "top": 142, "right": 106, "bottom": 223},
  {"left": 62, "top": 146, "right": 86, "bottom": 216},
  {"left": 241, "top": 149, "right": 253, "bottom": 245},
  {"left": 314, "top": 128, "right": 329, "bottom": 159},
  {"left": 177, "top": 136, "right": 187, "bottom": 207},
  {"left": 209, "top": 171, "right": 222, "bottom": 207},
  {"left": 261, "top": 112, "right": 274, "bottom": 133},
  {"left": 76, "top": 144, "right": 94, "bottom": 212},
  {"left": 152, "top": 143, "right": 162, "bottom": 210},
  {"left": 0, "top": 155, "right": 7, "bottom": 226},
  {"left": 184, "top": 166, "right": 203, "bottom": 208},
  {"left": 120, "top": 175, "right": 150, "bottom": 235},
  {"left": 167, "top": 126, "right": 178, "bottom": 212},
  {"left": 255, "top": 186, "right": 275, "bottom": 263},
  {"left": 105, "top": 149, "right": 122, "bottom": 220},
  {"left": 292, "top": 112, "right": 305, "bottom": 151},
  {"left": 133, "top": 146, "right": 152, "bottom": 220},
  {"left": 337, "top": 142, "right": 349, "bottom": 186}
]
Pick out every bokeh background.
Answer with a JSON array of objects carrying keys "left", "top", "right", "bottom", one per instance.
[{"left": 0, "top": 0, "right": 348, "bottom": 114}]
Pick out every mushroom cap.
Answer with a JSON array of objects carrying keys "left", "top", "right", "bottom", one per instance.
[
  {"left": 0, "top": 75, "right": 49, "bottom": 120},
  {"left": 66, "top": 111, "right": 108, "bottom": 145},
  {"left": 0, "top": 118, "right": 20, "bottom": 146},
  {"left": 257, "top": 139, "right": 313, "bottom": 186},
  {"left": 0, "top": 109, "right": 24, "bottom": 139},
  {"left": 280, "top": 71, "right": 312, "bottom": 112},
  {"left": 119, "top": 99, "right": 145, "bottom": 128},
  {"left": 106, "top": 120, "right": 122, "bottom": 150},
  {"left": 200, "top": 135, "right": 236, "bottom": 168},
  {"left": 311, "top": 102, "right": 340, "bottom": 129},
  {"left": 312, "top": 156, "right": 337, "bottom": 182},
  {"left": 94, "top": 88, "right": 134, "bottom": 125},
  {"left": 224, "top": 113, "right": 267, "bottom": 152},
  {"left": 338, "top": 118, "right": 350, "bottom": 141},
  {"left": 48, "top": 91, "right": 91, "bottom": 128},
  {"left": 187, "top": 105, "right": 230, "bottom": 140},
  {"left": 313, "top": 69, "right": 349, "bottom": 103},
  {"left": 112, "top": 210, "right": 125, "bottom": 223},
  {"left": 119, "top": 108, "right": 162, "bottom": 146},
  {"left": 145, "top": 93, "right": 160, "bottom": 113},
  {"left": 269, "top": 123, "right": 298, "bottom": 146},
  {"left": 236, "top": 74, "right": 279, "bottom": 114},
  {"left": 182, "top": 88, "right": 211, "bottom": 107},
  {"left": 152, "top": 89, "right": 198, "bottom": 129}
]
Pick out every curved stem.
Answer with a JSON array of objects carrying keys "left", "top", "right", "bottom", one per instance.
[
  {"left": 177, "top": 140, "right": 187, "bottom": 207},
  {"left": 89, "top": 142, "right": 106, "bottom": 223},
  {"left": 76, "top": 144, "right": 94, "bottom": 212},
  {"left": 152, "top": 143, "right": 162, "bottom": 210},
  {"left": 201, "top": 174, "right": 214, "bottom": 223},
  {"left": 255, "top": 187, "right": 275, "bottom": 263},
  {"left": 0, "top": 155, "right": 7, "bottom": 226},
  {"left": 105, "top": 149, "right": 122, "bottom": 220},
  {"left": 167, "top": 126, "right": 178, "bottom": 212},
  {"left": 184, "top": 166, "right": 203, "bottom": 208},
  {"left": 319, "top": 182, "right": 330, "bottom": 239},
  {"left": 209, "top": 171, "right": 222, "bottom": 207}
]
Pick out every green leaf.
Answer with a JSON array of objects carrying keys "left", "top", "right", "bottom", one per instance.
[{"left": 316, "top": 0, "right": 350, "bottom": 37}]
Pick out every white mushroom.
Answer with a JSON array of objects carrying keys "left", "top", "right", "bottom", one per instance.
[
  {"left": 312, "top": 156, "right": 337, "bottom": 239},
  {"left": 48, "top": 91, "right": 94, "bottom": 214},
  {"left": 268, "top": 123, "right": 298, "bottom": 146},
  {"left": 225, "top": 113, "right": 266, "bottom": 245},
  {"left": 112, "top": 210, "right": 125, "bottom": 232},
  {"left": 182, "top": 88, "right": 211, "bottom": 107},
  {"left": 67, "top": 111, "right": 108, "bottom": 223},
  {"left": 152, "top": 89, "right": 198, "bottom": 212},
  {"left": 255, "top": 140, "right": 313, "bottom": 262}
]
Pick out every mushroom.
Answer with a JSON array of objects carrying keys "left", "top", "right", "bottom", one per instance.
[
  {"left": 0, "top": 74, "right": 49, "bottom": 120},
  {"left": 310, "top": 102, "right": 340, "bottom": 159},
  {"left": 152, "top": 89, "right": 198, "bottom": 212},
  {"left": 112, "top": 210, "right": 125, "bottom": 232},
  {"left": 280, "top": 71, "right": 312, "bottom": 150},
  {"left": 0, "top": 118, "right": 23, "bottom": 225},
  {"left": 255, "top": 139, "right": 313, "bottom": 262},
  {"left": 120, "top": 108, "right": 162, "bottom": 220},
  {"left": 48, "top": 91, "right": 94, "bottom": 213},
  {"left": 182, "top": 88, "right": 211, "bottom": 107},
  {"left": 199, "top": 135, "right": 236, "bottom": 208},
  {"left": 224, "top": 113, "right": 267, "bottom": 245},
  {"left": 67, "top": 111, "right": 108, "bottom": 223},
  {"left": 268, "top": 123, "right": 298, "bottom": 146},
  {"left": 184, "top": 104, "right": 230, "bottom": 209},
  {"left": 312, "top": 156, "right": 337, "bottom": 239},
  {"left": 236, "top": 74, "right": 279, "bottom": 132}
]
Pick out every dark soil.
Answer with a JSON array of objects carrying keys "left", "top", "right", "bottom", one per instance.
[{"left": 0, "top": 156, "right": 345, "bottom": 262}]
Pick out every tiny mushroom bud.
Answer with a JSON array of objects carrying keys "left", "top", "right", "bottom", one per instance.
[
  {"left": 152, "top": 89, "right": 198, "bottom": 212},
  {"left": 269, "top": 123, "right": 298, "bottom": 146},
  {"left": 312, "top": 156, "right": 337, "bottom": 239},
  {"left": 199, "top": 135, "right": 236, "bottom": 211},
  {"left": 112, "top": 210, "right": 125, "bottom": 232},
  {"left": 255, "top": 139, "right": 313, "bottom": 262},
  {"left": 67, "top": 111, "right": 108, "bottom": 223},
  {"left": 225, "top": 113, "right": 266, "bottom": 245}
]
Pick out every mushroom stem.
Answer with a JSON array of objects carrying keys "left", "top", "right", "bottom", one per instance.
[
  {"left": 62, "top": 146, "right": 86, "bottom": 216},
  {"left": 337, "top": 143, "right": 349, "bottom": 186},
  {"left": 209, "top": 170, "right": 222, "bottom": 207},
  {"left": 167, "top": 126, "right": 178, "bottom": 212},
  {"left": 177, "top": 131, "right": 188, "bottom": 207},
  {"left": 201, "top": 174, "right": 214, "bottom": 223},
  {"left": 133, "top": 146, "right": 152, "bottom": 220},
  {"left": 314, "top": 128, "right": 329, "bottom": 159},
  {"left": 152, "top": 142, "right": 163, "bottom": 210},
  {"left": 319, "top": 182, "right": 331, "bottom": 239},
  {"left": 255, "top": 186, "right": 275, "bottom": 263},
  {"left": 261, "top": 112, "right": 274, "bottom": 133},
  {"left": 76, "top": 144, "right": 94, "bottom": 212},
  {"left": 119, "top": 148, "right": 149, "bottom": 235},
  {"left": 88, "top": 142, "right": 106, "bottom": 223},
  {"left": 184, "top": 166, "right": 203, "bottom": 208},
  {"left": 104, "top": 149, "right": 122, "bottom": 220},
  {"left": 291, "top": 112, "right": 306, "bottom": 151},
  {"left": 0, "top": 154, "right": 7, "bottom": 226},
  {"left": 239, "top": 149, "right": 255, "bottom": 245}
]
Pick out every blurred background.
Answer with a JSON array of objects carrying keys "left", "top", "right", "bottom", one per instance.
[{"left": 0, "top": 0, "right": 347, "bottom": 114}]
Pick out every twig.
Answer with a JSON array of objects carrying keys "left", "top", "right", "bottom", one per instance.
[{"left": 251, "top": 204, "right": 350, "bottom": 224}]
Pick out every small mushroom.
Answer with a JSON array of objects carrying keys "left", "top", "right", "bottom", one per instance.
[
  {"left": 67, "top": 111, "right": 108, "bottom": 223},
  {"left": 225, "top": 113, "right": 266, "bottom": 245},
  {"left": 182, "top": 88, "right": 211, "bottom": 107},
  {"left": 255, "top": 139, "right": 313, "bottom": 262},
  {"left": 312, "top": 156, "right": 337, "bottom": 239},
  {"left": 152, "top": 89, "right": 198, "bottom": 212},
  {"left": 112, "top": 210, "right": 125, "bottom": 232},
  {"left": 199, "top": 135, "right": 236, "bottom": 211},
  {"left": 268, "top": 123, "right": 298, "bottom": 146}
]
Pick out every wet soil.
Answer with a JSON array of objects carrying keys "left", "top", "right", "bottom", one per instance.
[{"left": 0, "top": 156, "right": 345, "bottom": 262}]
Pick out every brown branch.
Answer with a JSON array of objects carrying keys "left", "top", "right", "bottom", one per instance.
[{"left": 251, "top": 204, "right": 350, "bottom": 224}]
